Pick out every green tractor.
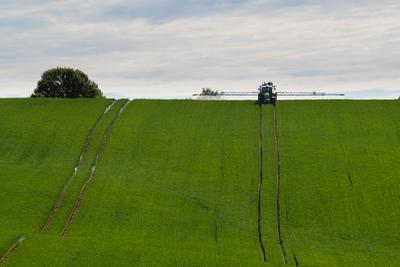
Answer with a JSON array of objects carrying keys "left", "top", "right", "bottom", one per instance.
[{"left": 257, "top": 82, "right": 277, "bottom": 105}]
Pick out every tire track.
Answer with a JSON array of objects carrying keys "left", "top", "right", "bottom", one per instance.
[
  {"left": 0, "top": 235, "right": 25, "bottom": 265},
  {"left": 41, "top": 100, "right": 117, "bottom": 233},
  {"left": 293, "top": 253, "right": 299, "bottom": 266},
  {"left": 273, "top": 104, "right": 288, "bottom": 264},
  {"left": 257, "top": 104, "right": 267, "bottom": 262},
  {"left": 61, "top": 100, "right": 130, "bottom": 236}
]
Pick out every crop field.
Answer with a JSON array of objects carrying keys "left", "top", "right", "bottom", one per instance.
[
  {"left": 0, "top": 98, "right": 112, "bottom": 260},
  {"left": 0, "top": 99, "right": 399, "bottom": 266},
  {"left": 276, "top": 100, "right": 400, "bottom": 266}
]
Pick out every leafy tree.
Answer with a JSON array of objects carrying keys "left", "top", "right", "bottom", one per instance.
[
  {"left": 200, "top": 88, "right": 219, "bottom": 96},
  {"left": 31, "top": 67, "right": 103, "bottom": 98}
]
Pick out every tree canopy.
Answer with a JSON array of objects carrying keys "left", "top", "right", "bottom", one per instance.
[{"left": 31, "top": 67, "right": 103, "bottom": 98}]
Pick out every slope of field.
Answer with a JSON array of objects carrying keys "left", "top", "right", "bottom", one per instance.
[
  {"left": 277, "top": 100, "right": 400, "bottom": 266},
  {"left": 7, "top": 100, "right": 275, "bottom": 266},
  {"left": 1, "top": 99, "right": 399, "bottom": 266},
  {"left": 0, "top": 98, "right": 112, "bottom": 260}
]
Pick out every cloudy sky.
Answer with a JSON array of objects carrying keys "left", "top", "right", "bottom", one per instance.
[{"left": 1, "top": 0, "right": 399, "bottom": 99}]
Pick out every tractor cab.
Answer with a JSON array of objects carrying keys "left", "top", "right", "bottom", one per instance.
[{"left": 258, "top": 82, "right": 277, "bottom": 105}]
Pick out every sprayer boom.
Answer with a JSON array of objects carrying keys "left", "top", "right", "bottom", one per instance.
[
  {"left": 192, "top": 82, "right": 345, "bottom": 104},
  {"left": 276, "top": 92, "right": 345, "bottom": 96}
]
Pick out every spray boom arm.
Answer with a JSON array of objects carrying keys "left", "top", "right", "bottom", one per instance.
[
  {"left": 192, "top": 82, "right": 345, "bottom": 104},
  {"left": 276, "top": 91, "right": 345, "bottom": 96},
  {"left": 193, "top": 91, "right": 344, "bottom": 97}
]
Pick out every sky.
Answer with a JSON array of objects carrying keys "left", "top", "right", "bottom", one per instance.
[{"left": 0, "top": 0, "right": 399, "bottom": 99}]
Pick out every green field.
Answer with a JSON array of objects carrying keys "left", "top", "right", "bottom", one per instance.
[
  {"left": 0, "top": 99, "right": 399, "bottom": 266},
  {"left": 277, "top": 101, "right": 400, "bottom": 266},
  {"left": 0, "top": 98, "right": 112, "bottom": 257}
]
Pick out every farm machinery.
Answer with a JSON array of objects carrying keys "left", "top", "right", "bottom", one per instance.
[{"left": 193, "top": 82, "right": 345, "bottom": 105}]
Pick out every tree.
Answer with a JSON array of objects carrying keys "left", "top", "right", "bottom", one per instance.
[
  {"left": 200, "top": 88, "right": 219, "bottom": 96},
  {"left": 31, "top": 67, "right": 103, "bottom": 98}
]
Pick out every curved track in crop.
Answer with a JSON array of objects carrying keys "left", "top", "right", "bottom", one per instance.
[
  {"left": 41, "top": 100, "right": 117, "bottom": 233},
  {"left": 257, "top": 105, "right": 267, "bottom": 262},
  {"left": 0, "top": 235, "right": 25, "bottom": 265},
  {"left": 273, "top": 105, "right": 288, "bottom": 264},
  {"left": 61, "top": 101, "right": 130, "bottom": 236}
]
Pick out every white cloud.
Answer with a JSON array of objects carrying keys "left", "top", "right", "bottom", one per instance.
[{"left": 0, "top": 0, "right": 399, "bottom": 99}]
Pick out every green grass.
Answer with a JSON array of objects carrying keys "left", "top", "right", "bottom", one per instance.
[
  {"left": 1, "top": 99, "right": 399, "bottom": 266},
  {"left": 277, "top": 100, "right": 400, "bottom": 266},
  {"left": 261, "top": 105, "right": 286, "bottom": 266},
  {"left": 43, "top": 99, "right": 128, "bottom": 235},
  {"left": 0, "top": 98, "right": 112, "bottom": 256},
  {"left": 7, "top": 100, "right": 269, "bottom": 266}
]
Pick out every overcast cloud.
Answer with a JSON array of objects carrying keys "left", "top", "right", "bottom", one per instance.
[{"left": 0, "top": 0, "right": 399, "bottom": 99}]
